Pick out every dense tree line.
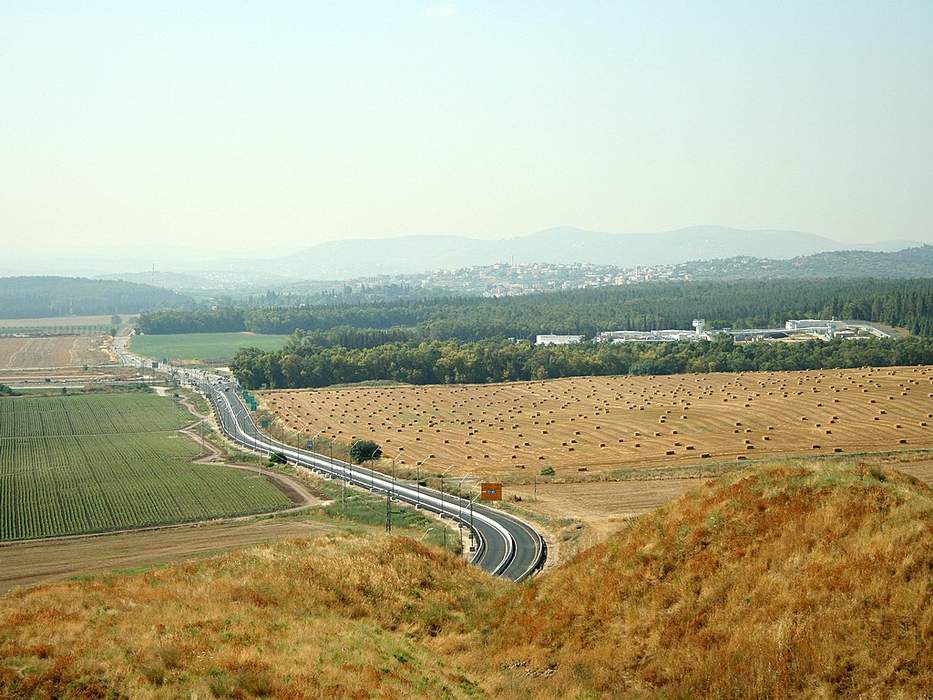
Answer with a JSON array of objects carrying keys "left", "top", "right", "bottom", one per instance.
[
  {"left": 136, "top": 308, "right": 246, "bottom": 334},
  {"left": 0, "top": 277, "right": 191, "bottom": 319},
  {"left": 286, "top": 326, "right": 417, "bottom": 350},
  {"left": 230, "top": 336, "right": 933, "bottom": 390},
  {"left": 138, "top": 279, "right": 933, "bottom": 339}
]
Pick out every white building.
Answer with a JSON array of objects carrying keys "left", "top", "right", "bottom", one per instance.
[
  {"left": 535, "top": 334, "right": 585, "bottom": 346},
  {"left": 785, "top": 319, "right": 833, "bottom": 331},
  {"left": 596, "top": 327, "right": 712, "bottom": 343}
]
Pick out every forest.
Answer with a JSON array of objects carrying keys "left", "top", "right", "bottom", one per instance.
[
  {"left": 230, "top": 335, "right": 933, "bottom": 389},
  {"left": 138, "top": 278, "right": 933, "bottom": 339}
]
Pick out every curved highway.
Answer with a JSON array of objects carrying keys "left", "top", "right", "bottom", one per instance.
[{"left": 114, "top": 337, "right": 546, "bottom": 582}]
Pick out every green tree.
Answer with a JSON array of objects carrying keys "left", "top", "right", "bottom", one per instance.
[
  {"left": 267, "top": 451, "right": 288, "bottom": 467},
  {"left": 349, "top": 440, "right": 382, "bottom": 464}
]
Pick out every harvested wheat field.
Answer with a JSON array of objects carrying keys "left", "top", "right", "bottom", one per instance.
[
  {"left": 0, "top": 335, "right": 111, "bottom": 369},
  {"left": 262, "top": 366, "right": 933, "bottom": 480}
]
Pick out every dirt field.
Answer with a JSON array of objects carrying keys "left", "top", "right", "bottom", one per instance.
[
  {"left": 262, "top": 366, "right": 933, "bottom": 481},
  {"left": 0, "top": 335, "right": 112, "bottom": 369},
  {"left": 0, "top": 518, "right": 338, "bottom": 594},
  {"left": 0, "top": 315, "right": 116, "bottom": 329}
]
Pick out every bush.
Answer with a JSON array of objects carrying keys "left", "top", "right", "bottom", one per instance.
[
  {"left": 267, "top": 451, "right": 288, "bottom": 466},
  {"left": 349, "top": 440, "right": 382, "bottom": 464},
  {"left": 540, "top": 466, "right": 556, "bottom": 476}
]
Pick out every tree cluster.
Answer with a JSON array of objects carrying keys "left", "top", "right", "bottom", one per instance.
[
  {"left": 137, "top": 308, "right": 246, "bottom": 334},
  {"left": 230, "top": 336, "right": 933, "bottom": 390}
]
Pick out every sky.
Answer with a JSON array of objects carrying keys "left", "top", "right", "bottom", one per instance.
[{"left": 2, "top": 1, "right": 932, "bottom": 263}]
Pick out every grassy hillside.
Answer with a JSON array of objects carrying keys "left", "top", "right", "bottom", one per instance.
[
  {"left": 1, "top": 460, "right": 929, "bottom": 698},
  {"left": 0, "top": 536, "right": 499, "bottom": 699},
  {"left": 482, "top": 461, "right": 933, "bottom": 698}
]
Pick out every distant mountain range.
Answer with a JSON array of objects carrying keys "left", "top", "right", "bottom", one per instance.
[
  {"left": 96, "top": 271, "right": 216, "bottom": 290},
  {"left": 683, "top": 245, "right": 933, "bottom": 280},
  {"left": 270, "top": 226, "right": 921, "bottom": 278}
]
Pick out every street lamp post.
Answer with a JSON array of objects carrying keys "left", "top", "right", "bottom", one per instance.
[
  {"left": 298, "top": 427, "right": 325, "bottom": 470},
  {"left": 437, "top": 464, "right": 456, "bottom": 521},
  {"left": 349, "top": 439, "right": 369, "bottom": 490},
  {"left": 414, "top": 456, "right": 432, "bottom": 509}
]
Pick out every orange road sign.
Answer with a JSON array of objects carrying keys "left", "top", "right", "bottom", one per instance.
[{"left": 480, "top": 482, "right": 503, "bottom": 501}]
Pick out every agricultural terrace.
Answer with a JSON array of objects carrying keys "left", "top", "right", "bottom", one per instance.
[
  {"left": 262, "top": 366, "right": 933, "bottom": 481},
  {"left": 131, "top": 332, "right": 289, "bottom": 365},
  {"left": 0, "top": 393, "right": 292, "bottom": 541},
  {"left": 0, "top": 335, "right": 112, "bottom": 370}
]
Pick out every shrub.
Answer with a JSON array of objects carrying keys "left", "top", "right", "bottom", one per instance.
[{"left": 349, "top": 440, "right": 382, "bottom": 464}]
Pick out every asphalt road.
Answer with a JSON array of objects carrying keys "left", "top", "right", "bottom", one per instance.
[{"left": 116, "top": 337, "right": 546, "bottom": 582}]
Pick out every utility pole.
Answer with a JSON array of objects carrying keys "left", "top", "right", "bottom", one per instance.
[{"left": 385, "top": 489, "right": 391, "bottom": 533}]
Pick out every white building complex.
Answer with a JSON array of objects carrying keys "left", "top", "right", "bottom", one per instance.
[
  {"left": 784, "top": 319, "right": 893, "bottom": 339},
  {"left": 535, "top": 334, "right": 585, "bottom": 346},
  {"left": 596, "top": 319, "right": 711, "bottom": 343}
]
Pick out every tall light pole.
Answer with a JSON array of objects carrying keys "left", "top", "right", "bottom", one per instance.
[
  {"left": 437, "top": 464, "right": 456, "bottom": 521},
  {"left": 302, "top": 427, "right": 325, "bottom": 467},
  {"left": 467, "top": 494, "right": 480, "bottom": 553},
  {"left": 414, "top": 456, "right": 432, "bottom": 509},
  {"left": 348, "top": 438, "right": 368, "bottom": 490}
]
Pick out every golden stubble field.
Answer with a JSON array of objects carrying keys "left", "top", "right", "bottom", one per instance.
[
  {"left": 261, "top": 366, "right": 933, "bottom": 482},
  {"left": 0, "top": 335, "right": 112, "bottom": 370}
]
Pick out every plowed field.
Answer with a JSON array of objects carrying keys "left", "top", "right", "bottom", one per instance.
[
  {"left": 262, "top": 366, "right": 933, "bottom": 480},
  {"left": 0, "top": 335, "right": 110, "bottom": 369}
]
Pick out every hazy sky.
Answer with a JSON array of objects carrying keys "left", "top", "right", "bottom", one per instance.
[{"left": 3, "top": 1, "right": 932, "bottom": 260}]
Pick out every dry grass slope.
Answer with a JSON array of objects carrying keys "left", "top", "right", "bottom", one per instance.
[
  {"left": 1, "top": 461, "right": 929, "bottom": 699},
  {"left": 0, "top": 534, "right": 500, "bottom": 699},
  {"left": 481, "top": 462, "right": 933, "bottom": 699}
]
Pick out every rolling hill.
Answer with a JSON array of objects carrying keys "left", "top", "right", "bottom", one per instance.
[
  {"left": 1, "top": 459, "right": 928, "bottom": 698},
  {"left": 684, "top": 244, "right": 933, "bottom": 279},
  {"left": 271, "top": 226, "right": 920, "bottom": 278},
  {"left": 0, "top": 276, "right": 192, "bottom": 319}
]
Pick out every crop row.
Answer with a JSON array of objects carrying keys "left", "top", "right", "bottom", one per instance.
[
  {"left": 0, "top": 394, "right": 191, "bottom": 439},
  {"left": 0, "top": 432, "right": 292, "bottom": 541}
]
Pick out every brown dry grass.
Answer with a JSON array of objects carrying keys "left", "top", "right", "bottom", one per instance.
[
  {"left": 506, "top": 449, "right": 933, "bottom": 565},
  {"left": 0, "top": 534, "right": 499, "bottom": 699},
  {"left": 1, "top": 460, "right": 929, "bottom": 699},
  {"left": 0, "top": 336, "right": 110, "bottom": 369},
  {"left": 0, "top": 518, "right": 335, "bottom": 595},
  {"left": 262, "top": 366, "right": 933, "bottom": 481},
  {"left": 478, "top": 461, "right": 933, "bottom": 699}
]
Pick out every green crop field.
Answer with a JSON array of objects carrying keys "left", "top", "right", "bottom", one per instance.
[
  {"left": 131, "top": 332, "right": 289, "bottom": 364},
  {"left": 0, "top": 393, "right": 293, "bottom": 541}
]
